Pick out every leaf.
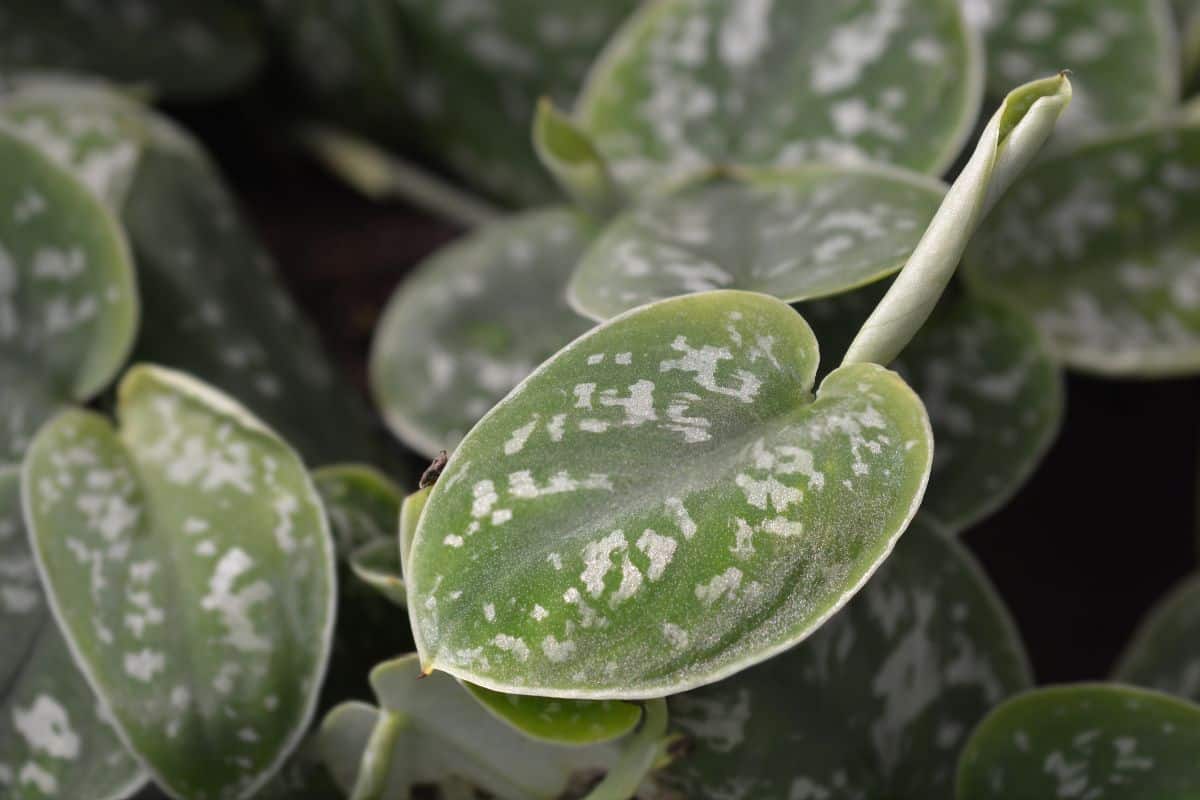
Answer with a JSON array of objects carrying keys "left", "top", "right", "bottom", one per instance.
[
  {"left": 0, "top": 76, "right": 383, "bottom": 465},
  {"left": 965, "top": 123, "right": 1200, "bottom": 377},
  {"left": 1112, "top": 573, "right": 1200, "bottom": 702},
  {"left": 956, "top": 684, "right": 1200, "bottom": 799},
  {"left": 804, "top": 288, "right": 1063, "bottom": 532},
  {"left": 659, "top": 517, "right": 1031, "bottom": 799},
  {"left": 370, "top": 208, "right": 596, "bottom": 458},
  {"left": 398, "top": 487, "right": 430, "bottom": 580},
  {"left": 0, "top": 1, "right": 263, "bottom": 101},
  {"left": 349, "top": 539, "right": 406, "bottom": 607},
  {"left": 1178, "top": 0, "right": 1200, "bottom": 85},
  {"left": 407, "top": 289, "right": 932, "bottom": 698},
  {"left": 0, "top": 125, "right": 139, "bottom": 462},
  {"left": 0, "top": 466, "right": 146, "bottom": 800},
  {"left": 462, "top": 684, "right": 642, "bottom": 746},
  {"left": 318, "top": 654, "right": 622, "bottom": 800},
  {"left": 962, "top": 0, "right": 1178, "bottom": 133},
  {"left": 313, "top": 464, "right": 403, "bottom": 559},
  {"left": 567, "top": 165, "right": 945, "bottom": 321},
  {"left": 533, "top": 98, "right": 622, "bottom": 218},
  {"left": 575, "top": 0, "right": 983, "bottom": 197},
  {"left": 22, "top": 365, "right": 336, "bottom": 800}
]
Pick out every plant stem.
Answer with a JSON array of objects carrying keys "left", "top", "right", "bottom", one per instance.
[
  {"left": 841, "top": 73, "right": 1072, "bottom": 367},
  {"left": 349, "top": 710, "right": 407, "bottom": 800},
  {"left": 298, "top": 123, "right": 502, "bottom": 229},
  {"left": 582, "top": 698, "right": 669, "bottom": 800}
]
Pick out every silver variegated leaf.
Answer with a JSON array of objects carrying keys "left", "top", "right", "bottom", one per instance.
[
  {"left": 23, "top": 365, "right": 335, "bottom": 800},
  {"left": 408, "top": 290, "right": 932, "bottom": 698},
  {"left": 0, "top": 124, "right": 138, "bottom": 462},
  {"left": 0, "top": 466, "right": 146, "bottom": 800},
  {"left": 965, "top": 122, "right": 1200, "bottom": 377},
  {"left": 567, "top": 165, "right": 945, "bottom": 321},
  {"left": 659, "top": 518, "right": 1031, "bottom": 799},
  {"left": 1113, "top": 573, "right": 1200, "bottom": 702},
  {"left": 370, "top": 208, "right": 596, "bottom": 458},
  {"left": 576, "top": 0, "right": 982, "bottom": 196}
]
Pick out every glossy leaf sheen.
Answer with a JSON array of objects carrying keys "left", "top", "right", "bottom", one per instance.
[
  {"left": 1113, "top": 574, "right": 1200, "bottom": 702},
  {"left": 0, "top": 127, "right": 138, "bottom": 462},
  {"left": 956, "top": 684, "right": 1200, "bottom": 798},
  {"left": 963, "top": 0, "right": 1177, "bottom": 132},
  {"left": 662, "top": 518, "right": 1031, "bottom": 798},
  {"left": 966, "top": 124, "right": 1200, "bottom": 376},
  {"left": 408, "top": 290, "right": 932, "bottom": 698},
  {"left": 568, "top": 166, "right": 945, "bottom": 321},
  {"left": 371, "top": 208, "right": 596, "bottom": 458},
  {"left": 319, "top": 655, "right": 620, "bottom": 800},
  {"left": 0, "top": 467, "right": 146, "bottom": 800},
  {"left": 0, "top": 1, "right": 263, "bottom": 100},
  {"left": 23, "top": 366, "right": 335, "bottom": 800},
  {"left": 804, "top": 288, "right": 1063, "bottom": 532},
  {"left": 577, "top": 0, "right": 982, "bottom": 196}
]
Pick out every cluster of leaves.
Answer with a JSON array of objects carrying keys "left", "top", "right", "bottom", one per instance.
[{"left": 3, "top": 2, "right": 1200, "bottom": 800}]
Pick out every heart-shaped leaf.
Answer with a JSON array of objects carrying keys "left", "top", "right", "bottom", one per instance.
[
  {"left": 0, "top": 125, "right": 139, "bottom": 462},
  {"left": 567, "top": 165, "right": 945, "bottom": 321},
  {"left": 804, "top": 287, "right": 1063, "bottom": 532},
  {"left": 575, "top": 0, "right": 982, "bottom": 196},
  {"left": 956, "top": 684, "right": 1200, "bottom": 799},
  {"left": 0, "top": 466, "right": 146, "bottom": 800},
  {"left": 0, "top": 1, "right": 263, "bottom": 100},
  {"left": 1113, "top": 573, "right": 1200, "bottom": 702},
  {"left": 1, "top": 76, "right": 383, "bottom": 465},
  {"left": 407, "top": 289, "right": 932, "bottom": 698},
  {"left": 659, "top": 517, "right": 1031, "bottom": 798},
  {"left": 370, "top": 208, "right": 596, "bottom": 458},
  {"left": 22, "top": 365, "right": 336, "bottom": 800},
  {"left": 962, "top": 0, "right": 1178, "bottom": 133},
  {"left": 965, "top": 123, "right": 1200, "bottom": 377},
  {"left": 319, "top": 654, "right": 623, "bottom": 799}
]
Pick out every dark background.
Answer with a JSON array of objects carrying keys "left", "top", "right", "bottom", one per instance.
[{"left": 172, "top": 97, "right": 1200, "bottom": 689}]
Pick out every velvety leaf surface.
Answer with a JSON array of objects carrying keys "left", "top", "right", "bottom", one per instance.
[
  {"left": 965, "top": 123, "right": 1200, "bottom": 376},
  {"left": 962, "top": 0, "right": 1177, "bottom": 132},
  {"left": 408, "top": 290, "right": 932, "bottom": 698},
  {"left": 1113, "top": 574, "right": 1200, "bottom": 702},
  {"left": 576, "top": 0, "right": 982, "bottom": 196},
  {"left": 0, "top": 1, "right": 263, "bottom": 101},
  {"left": 568, "top": 166, "right": 945, "bottom": 321},
  {"left": 462, "top": 683, "right": 642, "bottom": 746},
  {"left": 0, "top": 467, "right": 146, "bottom": 800},
  {"left": 0, "top": 126, "right": 138, "bottom": 461},
  {"left": 319, "top": 655, "right": 620, "bottom": 799},
  {"left": 389, "top": 0, "right": 639, "bottom": 206},
  {"left": 803, "top": 288, "right": 1063, "bottom": 532},
  {"left": 956, "top": 684, "right": 1200, "bottom": 799},
  {"left": 23, "top": 366, "right": 335, "bottom": 800},
  {"left": 659, "top": 518, "right": 1031, "bottom": 799},
  {"left": 370, "top": 208, "right": 596, "bottom": 458}
]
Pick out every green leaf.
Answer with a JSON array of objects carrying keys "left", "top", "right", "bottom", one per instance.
[
  {"left": 370, "top": 208, "right": 596, "bottom": 458},
  {"left": 1178, "top": 0, "right": 1200, "bottom": 85},
  {"left": 956, "top": 684, "right": 1200, "bottom": 799},
  {"left": 805, "top": 288, "right": 1063, "bottom": 532},
  {"left": 1113, "top": 574, "right": 1200, "bottom": 702},
  {"left": 533, "top": 98, "right": 622, "bottom": 218},
  {"left": 964, "top": 0, "right": 1178, "bottom": 133},
  {"left": 0, "top": 466, "right": 146, "bottom": 800},
  {"left": 965, "top": 123, "right": 1200, "bottom": 377},
  {"left": 0, "top": 76, "right": 383, "bottom": 465},
  {"left": 462, "top": 683, "right": 642, "bottom": 746},
  {"left": 22, "top": 365, "right": 336, "bottom": 800},
  {"left": 348, "top": 540, "right": 405, "bottom": 607},
  {"left": 576, "top": 0, "right": 982, "bottom": 197},
  {"left": 567, "top": 165, "right": 945, "bottom": 321},
  {"left": 0, "top": 1, "right": 263, "bottom": 101},
  {"left": 313, "top": 464, "right": 403, "bottom": 559},
  {"left": 659, "top": 517, "right": 1031, "bottom": 799},
  {"left": 399, "top": 487, "right": 430, "bottom": 579},
  {"left": 0, "top": 125, "right": 139, "bottom": 462},
  {"left": 407, "top": 289, "right": 932, "bottom": 698},
  {"left": 318, "top": 654, "right": 622, "bottom": 800}
]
